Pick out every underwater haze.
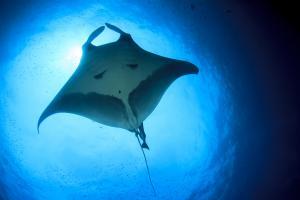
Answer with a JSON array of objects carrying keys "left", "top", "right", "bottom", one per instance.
[
  {"left": 3, "top": 0, "right": 297, "bottom": 200},
  {"left": 0, "top": 1, "right": 234, "bottom": 199}
]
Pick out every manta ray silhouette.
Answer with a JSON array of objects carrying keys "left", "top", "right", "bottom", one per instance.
[{"left": 38, "top": 23, "right": 199, "bottom": 193}]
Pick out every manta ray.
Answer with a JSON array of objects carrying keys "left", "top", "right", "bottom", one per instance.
[{"left": 38, "top": 23, "right": 199, "bottom": 193}]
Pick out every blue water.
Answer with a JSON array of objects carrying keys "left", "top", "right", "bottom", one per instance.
[{"left": 0, "top": 1, "right": 235, "bottom": 199}]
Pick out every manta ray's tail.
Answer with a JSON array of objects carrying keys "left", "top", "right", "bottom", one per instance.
[{"left": 135, "top": 134, "right": 156, "bottom": 196}]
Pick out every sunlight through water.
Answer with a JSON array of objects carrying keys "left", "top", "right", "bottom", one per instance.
[{"left": 0, "top": 1, "right": 234, "bottom": 200}]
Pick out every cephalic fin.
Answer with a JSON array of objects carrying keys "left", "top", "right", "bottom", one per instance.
[
  {"left": 105, "top": 23, "right": 128, "bottom": 35},
  {"left": 85, "top": 26, "right": 105, "bottom": 45}
]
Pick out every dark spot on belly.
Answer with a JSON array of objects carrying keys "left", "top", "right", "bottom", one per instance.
[
  {"left": 94, "top": 70, "right": 106, "bottom": 79},
  {"left": 118, "top": 90, "right": 122, "bottom": 94},
  {"left": 126, "top": 64, "right": 138, "bottom": 69}
]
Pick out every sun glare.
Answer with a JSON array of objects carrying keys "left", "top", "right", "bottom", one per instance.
[{"left": 66, "top": 46, "right": 82, "bottom": 63}]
